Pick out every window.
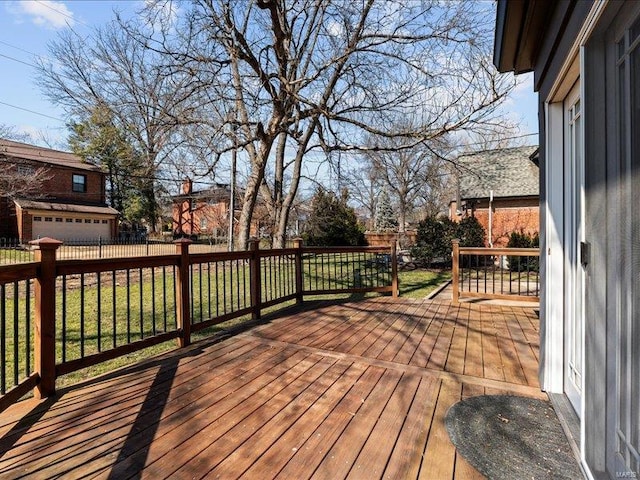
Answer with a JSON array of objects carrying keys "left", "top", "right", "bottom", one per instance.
[
  {"left": 93, "top": 219, "right": 100, "bottom": 224},
  {"left": 17, "top": 165, "right": 34, "bottom": 176},
  {"left": 44, "top": 217, "right": 52, "bottom": 222},
  {"left": 201, "top": 218, "right": 208, "bottom": 230},
  {"left": 75, "top": 219, "right": 82, "bottom": 223},
  {"left": 72, "top": 174, "right": 87, "bottom": 193},
  {"left": 66, "top": 218, "right": 73, "bottom": 223},
  {"left": 84, "top": 219, "right": 91, "bottom": 223},
  {"left": 102, "top": 220, "right": 108, "bottom": 224},
  {"left": 55, "top": 218, "right": 63, "bottom": 222},
  {"left": 34, "top": 216, "right": 42, "bottom": 222}
]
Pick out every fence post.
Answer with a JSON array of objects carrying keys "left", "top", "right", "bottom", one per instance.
[
  {"left": 452, "top": 239, "right": 460, "bottom": 304},
  {"left": 249, "top": 238, "right": 262, "bottom": 320},
  {"left": 293, "top": 238, "right": 304, "bottom": 305},
  {"left": 390, "top": 242, "right": 399, "bottom": 298},
  {"left": 31, "top": 237, "right": 62, "bottom": 399},
  {"left": 174, "top": 238, "right": 192, "bottom": 347}
]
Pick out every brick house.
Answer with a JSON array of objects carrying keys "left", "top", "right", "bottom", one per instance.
[
  {"left": 0, "top": 138, "right": 118, "bottom": 241},
  {"left": 172, "top": 179, "right": 233, "bottom": 239},
  {"left": 449, "top": 145, "right": 539, "bottom": 247},
  {"left": 172, "top": 179, "right": 269, "bottom": 241}
]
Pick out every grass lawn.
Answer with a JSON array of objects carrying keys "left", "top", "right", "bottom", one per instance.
[
  {"left": 398, "top": 268, "right": 451, "bottom": 299},
  {"left": 0, "top": 248, "right": 34, "bottom": 265}
]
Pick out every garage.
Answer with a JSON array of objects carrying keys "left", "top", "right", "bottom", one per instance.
[
  {"left": 15, "top": 199, "right": 118, "bottom": 242},
  {"left": 31, "top": 214, "right": 112, "bottom": 241}
]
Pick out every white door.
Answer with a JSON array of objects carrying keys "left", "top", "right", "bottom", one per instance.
[{"left": 563, "top": 82, "right": 584, "bottom": 416}]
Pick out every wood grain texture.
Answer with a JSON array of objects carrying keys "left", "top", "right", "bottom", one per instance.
[{"left": 0, "top": 298, "right": 544, "bottom": 479}]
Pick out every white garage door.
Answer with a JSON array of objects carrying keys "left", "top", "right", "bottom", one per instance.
[{"left": 32, "top": 215, "right": 111, "bottom": 241}]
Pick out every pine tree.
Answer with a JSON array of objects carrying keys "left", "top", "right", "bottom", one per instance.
[
  {"left": 303, "top": 188, "right": 365, "bottom": 246},
  {"left": 374, "top": 189, "right": 398, "bottom": 232}
]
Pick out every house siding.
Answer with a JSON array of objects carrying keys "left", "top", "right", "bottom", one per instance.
[{"left": 524, "top": 1, "right": 616, "bottom": 476}]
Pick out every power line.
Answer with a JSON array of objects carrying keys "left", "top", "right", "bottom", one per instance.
[
  {"left": 33, "top": 0, "right": 91, "bottom": 29},
  {"left": 0, "top": 100, "right": 65, "bottom": 122},
  {"left": 0, "top": 40, "right": 43, "bottom": 60},
  {"left": 0, "top": 51, "right": 39, "bottom": 69}
]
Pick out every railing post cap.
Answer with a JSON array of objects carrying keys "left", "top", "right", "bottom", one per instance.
[
  {"left": 29, "top": 237, "right": 63, "bottom": 249},
  {"left": 452, "top": 238, "right": 460, "bottom": 245},
  {"left": 173, "top": 237, "right": 193, "bottom": 245}
]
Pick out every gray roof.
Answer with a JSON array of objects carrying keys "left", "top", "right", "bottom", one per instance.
[
  {"left": 0, "top": 138, "right": 102, "bottom": 172},
  {"left": 457, "top": 146, "right": 539, "bottom": 200},
  {"left": 14, "top": 198, "right": 118, "bottom": 216}
]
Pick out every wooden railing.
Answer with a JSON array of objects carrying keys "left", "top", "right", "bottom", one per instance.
[
  {"left": 0, "top": 237, "right": 397, "bottom": 412},
  {"left": 452, "top": 239, "right": 540, "bottom": 304}
]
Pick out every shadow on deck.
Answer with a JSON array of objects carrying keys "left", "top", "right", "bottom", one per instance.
[{"left": 0, "top": 297, "right": 544, "bottom": 479}]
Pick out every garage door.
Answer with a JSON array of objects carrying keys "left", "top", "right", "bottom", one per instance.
[{"left": 32, "top": 216, "right": 111, "bottom": 241}]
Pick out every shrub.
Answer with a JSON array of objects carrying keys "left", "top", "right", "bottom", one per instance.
[
  {"left": 507, "top": 231, "right": 540, "bottom": 272},
  {"left": 457, "top": 216, "right": 485, "bottom": 247},
  {"left": 410, "top": 215, "right": 457, "bottom": 266}
]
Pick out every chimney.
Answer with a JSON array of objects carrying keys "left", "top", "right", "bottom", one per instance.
[{"left": 182, "top": 178, "right": 193, "bottom": 195}]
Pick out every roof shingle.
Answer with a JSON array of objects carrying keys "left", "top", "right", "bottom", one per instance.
[
  {"left": 457, "top": 146, "right": 539, "bottom": 200},
  {"left": 0, "top": 138, "right": 101, "bottom": 172}
]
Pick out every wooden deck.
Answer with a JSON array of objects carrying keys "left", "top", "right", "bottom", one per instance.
[{"left": 0, "top": 297, "right": 544, "bottom": 479}]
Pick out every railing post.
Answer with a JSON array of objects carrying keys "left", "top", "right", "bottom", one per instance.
[
  {"left": 452, "top": 239, "right": 460, "bottom": 304},
  {"left": 390, "top": 242, "right": 399, "bottom": 298},
  {"left": 174, "top": 238, "right": 192, "bottom": 347},
  {"left": 249, "top": 238, "right": 262, "bottom": 320},
  {"left": 31, "top": 237, "right": 62, "bottom": 399},
  {"left": 293, "top": 238, "right": 304, "bottom": 305}
]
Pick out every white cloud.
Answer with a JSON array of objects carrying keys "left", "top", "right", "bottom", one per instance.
[{"left": 7, "top": 1, "right": 75, "bottom": 30}]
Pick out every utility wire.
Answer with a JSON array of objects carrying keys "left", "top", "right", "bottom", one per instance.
[{"left": 0, "top": 100, "right": 65, "bottom": 122}]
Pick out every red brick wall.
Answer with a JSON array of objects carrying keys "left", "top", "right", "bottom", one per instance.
[
  {"left": 38, "top": 165, "right": 105, "bottom": 204},
  {"left": 470, "top": 198, "right": 539, "bottom": 247},
  {"left": 172, "top": 200, "right": 228, "bottom": 236}
]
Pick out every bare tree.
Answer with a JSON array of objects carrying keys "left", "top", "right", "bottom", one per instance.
[
  {"left": 0, "top": 124, "right": 32, "bottom": 144},
  {"left": 0, "top": 126, "right": 51, "bottom": 200},
  {"left": 0, "top": 160, "right": 51, "bottom": 200},
  {"left": 36, "top": 18, "right": 219, "bottom": 232},
  {"left": 342, "top": 163, "right": 382, "bottom": 230},
  {"left": 134, "top": 0, "right": 514, "bottom": 249},
  {"left": 36, "top": 1, "right": 514, "bottom": 248},
  {"left": 364, "top": 135, "right": 451, "bottom": 235}
]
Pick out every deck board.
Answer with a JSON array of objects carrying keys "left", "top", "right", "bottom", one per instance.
[{"left": 0, "top": 298, "right": 544, "bottom": 479}]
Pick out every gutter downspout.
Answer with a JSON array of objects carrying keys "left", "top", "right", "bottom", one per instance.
[{"left": 488, "top": 190, "right": 494, "bottom": 248}]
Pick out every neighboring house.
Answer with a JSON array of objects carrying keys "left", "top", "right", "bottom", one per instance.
[
  {"left": 172, "top": 179, "right": 262, "bottom": 240},
  {"left": 449, "top": 146, "right": 539, "bottom": 246},
  {"left": 0, "top": 139, "right": 118, "bottom": 241},
  {"left": 496, "top": 1, "right": 639, "bottom": 478},
  {"left": 172, "top": 179, "right": 232, "bottom": 239}
]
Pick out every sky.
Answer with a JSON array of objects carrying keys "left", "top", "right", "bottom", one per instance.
[{"left": 0, "top": 0, "right": 539, "bottom": 151}]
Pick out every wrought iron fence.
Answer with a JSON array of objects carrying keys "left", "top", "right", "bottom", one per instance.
[{"left": 0, "top": 237, "right": 228, "bottom": 264}]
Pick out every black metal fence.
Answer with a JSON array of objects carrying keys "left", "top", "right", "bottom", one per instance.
[{"left": 0, "top": 237, "right": 228, "bottom": 264}]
